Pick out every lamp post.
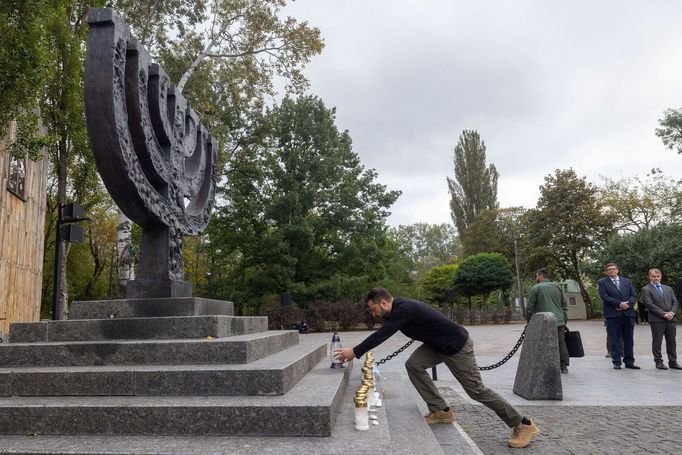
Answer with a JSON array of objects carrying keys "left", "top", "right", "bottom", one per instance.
[
  {"left": 513, "top": 235, "right": 525, "bottom": 318},
  {"left": 52, "top": 203, "right": 89, "bottom": 320},
  {"left": 206, "top": 272, "right": 212, "bottom": 299}
]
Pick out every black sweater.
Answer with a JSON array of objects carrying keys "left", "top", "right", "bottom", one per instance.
[{"left": 353, "top": 298, "right": 469, "bottom": 358}]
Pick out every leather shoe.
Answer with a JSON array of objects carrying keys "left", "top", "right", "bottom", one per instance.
[
  {"left": 656, "top": 362, "right": 669, "bottom": 370},
  {"left": 613, "top": 364, "right": 622, "bottom": 369},
  {"left": 624, "top": 364, "right": 641, "bottom": 369},
  {"left": 669, "top": 362, "right": 682, "bottom": 370}
]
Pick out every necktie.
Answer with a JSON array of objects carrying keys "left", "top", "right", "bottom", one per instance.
[
  {"left": 656, "top": 284, "right": 664, "bottom": 297},
  {"left": 614, "top": 279, "right": 620, "bottom": 290}
]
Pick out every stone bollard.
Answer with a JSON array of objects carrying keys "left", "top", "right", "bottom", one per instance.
[{"left": 513, "top": 312, "right": 562, "bottom": 400}]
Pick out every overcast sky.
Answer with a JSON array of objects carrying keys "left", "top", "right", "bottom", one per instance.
[{"left": 284, "top": 1, "right": 682, "bottom": 227}]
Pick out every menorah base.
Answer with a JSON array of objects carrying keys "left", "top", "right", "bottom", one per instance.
[{"left": 126, "top": 278, "right": 192, "bottom": 299}]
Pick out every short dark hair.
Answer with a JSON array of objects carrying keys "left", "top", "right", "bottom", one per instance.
[
  {"left": 604, "top": 262, "right": 618, "bottom": 271},
  {"left": 366, "top": 287, "right": 393, "bottom": 305},
  {"left": 536, "top": 268, "right": 550, "bottom": 279}
]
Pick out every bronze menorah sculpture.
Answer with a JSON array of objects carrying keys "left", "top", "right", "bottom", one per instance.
[{"left": 84, "top": 8, "right": 217, "bottom": 298}]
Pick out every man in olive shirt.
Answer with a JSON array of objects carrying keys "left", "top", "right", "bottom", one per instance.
[
  {"left": 335, "top": 287, "right": 539, "bottom": 449},
  {"left": 526, "top": 268, "right": 569, "bottom": 373}
]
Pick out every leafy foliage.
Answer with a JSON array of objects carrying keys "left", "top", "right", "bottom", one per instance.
[
  {"left": 389, "top": 222, "right": 458, "bottom": 278},
  {"left": 600, "top": 170, "right": 682, "bottom": 234},
  {"left": 420, "top": 264, "right": 459, "bottom": 305},
  {"left": 524, "top": 169, "right": 616, "bottom": 318},
  {"left": 655, "top": 108, "right": 682, "bottom": 154},
  {"left": 0, "top": 0, "right": 52, "bottom": 131},
  {"left": 451, "top": 253, "right": 513, "bottom": 307},
  {"left": 209, "top": 96, "right": 401, "bottom": 311},
  {"left": 447, "top": 130, "right": 499, "bottom": 239},
  {"left": 593, "top": 225, "right": 682, "bottom": 291}
]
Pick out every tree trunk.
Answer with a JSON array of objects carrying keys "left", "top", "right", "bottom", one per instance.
[
  {"left": 117, "top": 211, "right": 135, "bottom": 296},
  {"left": 57, "top": 135, "right": 69, "bottom": 320}
]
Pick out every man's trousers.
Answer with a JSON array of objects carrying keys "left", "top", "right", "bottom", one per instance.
[{"left": 405, "top": 337, "right": 522, "bottom": 428}]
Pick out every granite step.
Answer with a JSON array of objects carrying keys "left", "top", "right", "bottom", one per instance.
[
  {"left": 0, "top": 341, "right": 327, "bottom": 397},
  {"left": 0, "top": 358, "right": 352, "bottom": 437},
  {"left": 0, "top": 331, "right": 298, "bottom": 367},
  {"left": 8, "top": 315, "right": 267, "bottom": 343},
  {"left": 69, "top": 297, "right": 233, "bottom": 320}
]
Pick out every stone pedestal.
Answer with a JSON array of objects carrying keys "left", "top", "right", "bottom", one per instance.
[{"left": 513, "top": 312, "right": 562, "bottom": 400}]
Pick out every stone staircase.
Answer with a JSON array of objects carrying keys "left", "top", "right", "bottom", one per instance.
[{"left": 0, "top": 298, "right": 351, "bottom": 437}]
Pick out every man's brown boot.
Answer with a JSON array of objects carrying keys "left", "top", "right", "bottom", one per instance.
[
  {"left": 507, "top": 419, "right": 540, "bottom": 448},
  {"left": 424, "top": 408, "right": 455, "bottom": 425}
]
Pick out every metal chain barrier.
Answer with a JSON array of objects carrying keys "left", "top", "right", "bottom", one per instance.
[
  {"left": 375, "top": 339, "right": 415, "bottom": 366},
  {"left": 374, "top": 326, "right": 527, "bottom": 371},
  {"left": 477, "top": 326, "right": 526, "bottom": 370}
]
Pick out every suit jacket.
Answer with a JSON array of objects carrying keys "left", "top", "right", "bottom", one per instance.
[
  {"left": 598, "top": 276, "right": 637, "bottom": 318},
  {"left": 641, "top": 283, "right": 680, "bottom": 323}
]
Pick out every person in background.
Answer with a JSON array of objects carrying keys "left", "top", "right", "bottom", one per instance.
[
  {"left": 598, "top": 262, "right": 640, "bottom": 370},
  {"left": 526, "top": 268, "right": 569, "bottom": 374},
  {"left": 641, "top": 269, "right": 681, "bottom": 370}
]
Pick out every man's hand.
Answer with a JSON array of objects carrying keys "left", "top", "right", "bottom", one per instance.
[
  {"left": 619, "top": 302, "right": 630, "bottom": 310},
  {"left": 335, "top": 347, "right": 356, "bottom": 364},
  {"left": 665, "top": 312, "right": 674, "bottom": 321}
]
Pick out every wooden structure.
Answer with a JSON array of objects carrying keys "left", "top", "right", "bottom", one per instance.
[{"left": 0, "top": 121, "right": 48, "bottom": 338}]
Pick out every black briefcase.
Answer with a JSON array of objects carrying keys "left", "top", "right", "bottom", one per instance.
[{"left": 565, "top": 327, "right": 584, "bottom": 358}]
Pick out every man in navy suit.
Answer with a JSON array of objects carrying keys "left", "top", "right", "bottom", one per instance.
[{"left": 598, "top": 263, "right": 640, "bottom": 369}]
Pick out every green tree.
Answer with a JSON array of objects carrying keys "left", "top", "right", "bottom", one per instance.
[
  {"left": 525, "top": 169, "right": 616, "bottom": 319},
  {"left": 447, "top": 130, "right": 499, "bottom": 239},
  {"left": 209, "top": 96, "right": 401, "bottom": 311},
  {"left": 593, "top": 225, "right": 682, "bottom": 291},
  {"left": 420, "top": 263, "right": 459, "bottom": 305},
  {"left": 655, "top": 108, "right": 682, "bottom": 154},
  {"left": 600, "top": 170, "right": 682, "bottom": 233},
  {"left": 113, "top": 0, "right": 324, "bottom": 155},
  {"left": 389, "top": 223, "right": 458, "bottom": 277},
  {"left": 0, "top": 0, "right": 56, "bottom": 155},
  {"left": 451, "top": 253, "right": 513, "bottom": 309}
]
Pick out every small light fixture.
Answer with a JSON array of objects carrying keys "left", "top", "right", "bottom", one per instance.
[{"left": 330, "top": 332, "right": 344, "bottom": 368}]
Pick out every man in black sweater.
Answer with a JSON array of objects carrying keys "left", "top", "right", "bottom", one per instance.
[{"left": 335, "top": 287, "right": 539, "bottom": 449}]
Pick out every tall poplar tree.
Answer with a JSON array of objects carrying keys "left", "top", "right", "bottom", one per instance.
[{"left": 447, "top": 130, "right": 499, "bottom": 239}]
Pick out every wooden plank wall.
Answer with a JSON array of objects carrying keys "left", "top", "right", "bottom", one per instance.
[{"left": 0, "top": 121, "right": 48, "bottom": 339}]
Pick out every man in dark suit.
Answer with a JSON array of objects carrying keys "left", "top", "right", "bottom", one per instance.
[
  {"left": 641, "top": 269, "right": 681, "bottom": 370},
  {"left": 598, "top": 262, "right": 640, "bottom": 369}
]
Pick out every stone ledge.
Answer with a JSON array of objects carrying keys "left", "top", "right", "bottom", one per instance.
[
  {"left": 8, "top": 316, "right": 268, "bottom": 343},
  {"left": 0, "top": 331, "right": 298, "bottom": 367},
  {"left": 0, "top": 359, "right": 351, "bottom": 437},
  {"left": 0, "top": 342, "right": 326, "bottom": 397},
  {"left": 69, "top": 297, "right": 233, "bottom": 320}
]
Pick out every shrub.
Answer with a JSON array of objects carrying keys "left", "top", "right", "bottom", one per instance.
[{"left": 259, "top": 301, "right": 304, "bottom": 330}]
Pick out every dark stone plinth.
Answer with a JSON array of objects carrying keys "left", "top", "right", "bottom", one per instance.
[
  {"left": 0, "top": 359, "right": 351, "bottom": 436},
  {"left": 126, "top": 278, "right": 192, "bottom": 299},
  {"left": 69, "top": 297, "right": 233, "bottom": 320},
  {"left": 0, "top": 331, "right": 298, "bottom": 367},
  {"left": 513, "top": 312, "right": 562, "bottom": 400},
  {"left": 0, "top": 342, "right": 326, "bottom": 397},
  {"left": 9, "top": 316, "right": 267, "bottom": 343}
]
